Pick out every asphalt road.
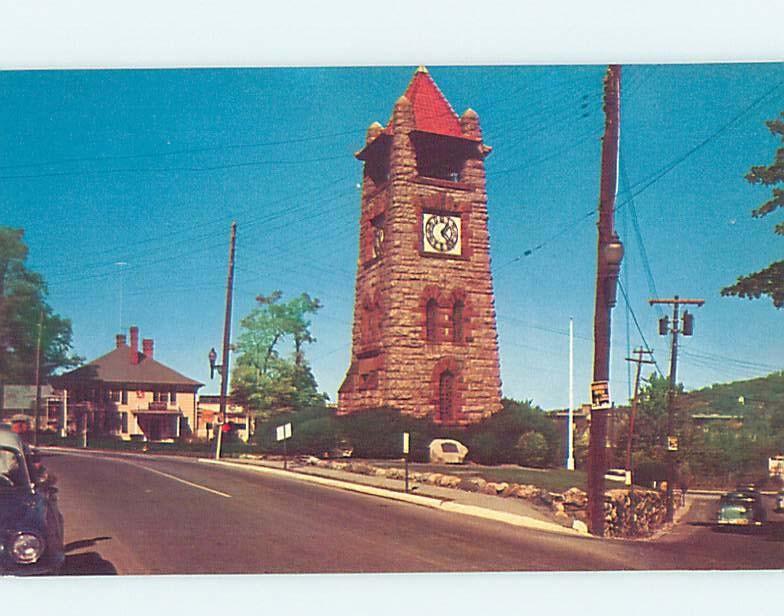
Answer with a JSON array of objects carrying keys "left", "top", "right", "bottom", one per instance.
[{"left": 39, "top": 450, "right": 784, "bottom": 575}]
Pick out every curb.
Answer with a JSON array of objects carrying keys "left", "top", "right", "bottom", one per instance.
[{"left": 198, "top": 457, "right": 587, "bottom": 538}]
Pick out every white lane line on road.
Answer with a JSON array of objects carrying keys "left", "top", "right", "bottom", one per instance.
[
  {"left": 46, "top": 448, "right": 232, "bottom": 499},
  {"left": 129, "top": 463, "right": 232, "bottom": 499}
]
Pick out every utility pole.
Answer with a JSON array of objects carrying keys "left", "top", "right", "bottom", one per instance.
[
  {"left": 588, "top": 65, "right": 624, "bottom": 537},
  {"left": 33, "top": 307, "right": 44, "bottom": 447},
  {"left": 624, "top": 348, "right": 655, "bottom": 483},
  {"left": 216, "top": 222, "right": 237, "bottom": 460},
  {"left": 567, "top": 317, "right": 575, "bottom": 471},
  {"left": 649, "top": 295, "right": 704, "bottom": 522}
]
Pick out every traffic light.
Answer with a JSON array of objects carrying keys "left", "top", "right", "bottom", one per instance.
[
  {"left": 659, "top": 316, "right": 669, "bottom": 336},
  {"left": 682, "top": 311, "right": 694, "bottom": 336}
]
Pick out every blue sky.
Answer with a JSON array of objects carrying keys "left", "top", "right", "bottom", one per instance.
[{"left": 2, "top": 63, "right": 782, "bottom": 409}]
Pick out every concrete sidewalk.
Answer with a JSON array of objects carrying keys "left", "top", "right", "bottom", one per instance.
[{"left": 199, "top": 456, "right": 589, "bottom": 538}]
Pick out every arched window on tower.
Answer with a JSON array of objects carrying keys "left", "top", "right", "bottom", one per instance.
[
  {"left": 452, "top": 300, "right": 464, "bottom": 343},
  {"left": 426, "top": 298, "right": 438, "bottom": 342},
  {"left": 439, "top": 370, "right": 455, "bottom": 422}
]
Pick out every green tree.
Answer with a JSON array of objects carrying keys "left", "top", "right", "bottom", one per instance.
[
  {"left": 0, "top": 227, "right": 81, "bottom": 382},
  {"left": 633, "top": 373, "right": 686, "bottom": 460},
  {"left": 231, "top": 291, "right": 326, "bottom": 418},
  {"left": 722, "top": 111, "right": 784, "bottom": 307}
]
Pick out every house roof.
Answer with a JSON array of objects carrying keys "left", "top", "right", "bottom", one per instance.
[{"left": 56, "top": 345, "right": 203, "bottom": 388}]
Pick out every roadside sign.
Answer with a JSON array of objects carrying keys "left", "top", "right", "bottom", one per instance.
[
  {"left": 403, "top": 432, "right": 410, "bottom": 455},
  {"left": 276, "top": 422, "right": 293, "bottom": 442},
  {"left": 590, "top": 381, "right": 611, "bottom": 410},
  {"left": 667, "top": 436, "right": 679, "bottom": 452}
]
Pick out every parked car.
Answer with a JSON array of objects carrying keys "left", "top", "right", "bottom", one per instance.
[
  {"left": 717, "top": 490, "right": 767, "bottom": 527},
  {"left": 0, "top": 429, "right": 64, "bottom": 575}
]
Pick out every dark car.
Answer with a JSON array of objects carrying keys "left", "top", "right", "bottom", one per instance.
[
  {"left": 717, "top": 490, "right": 767, "bottom": 527},
  {"left": 0, "top": 429, "right": 64, "bottom": 575}
]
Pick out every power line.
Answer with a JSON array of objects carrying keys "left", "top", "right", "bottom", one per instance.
[
  {"left": 617, "top": 279, "right": 665, "bottom": 378},
  {"left": 616, "top": 78, "right": 784, "bottom": 210},
  {"left": 619, "top": 160, "right": 663, "bottom": 319},
  {"left": 0, "top": 128, "right": 363, "bottom": 172},
  {"left": 0, "top": 153, "right": 349, "bottom": 181}
]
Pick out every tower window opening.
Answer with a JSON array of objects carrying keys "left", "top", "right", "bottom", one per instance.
[
  {"left": 365, "top": 145, "right": 391, "bottom": 186},
  {"left": 426, "top": 299, "right": 438, "bottom": 342},
  {"left": 413, "top": 134, "right": 468, "bottom": 183},
  {"left": 438, "top": 370, "right": 455, "bottom": 421}
]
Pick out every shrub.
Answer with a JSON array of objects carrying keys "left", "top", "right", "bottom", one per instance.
[
  {"left": 515, "top": 431, "right": 549, "bottom": 468},
  {"left": 464, "top": 398, "right": 560, "bottom": 467},
  {"left": 289, "top": 416, "right": 341, "bottom": 456},
  {"left": 253, "top": 405, "right": 338, "bottom": 455},
  {"left": 467, "top": 431, "right": 503, "bottom": 465},
  {"left": 337, "top": 407, "right": 433, "bottom": 461}
]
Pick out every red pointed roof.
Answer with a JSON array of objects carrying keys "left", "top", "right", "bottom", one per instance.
[
  {"left": 400, "top": 66, "right": 466, "bottom": 139},
  {"left": 357, "top": 67, "right": 478, "bottom": 161}
]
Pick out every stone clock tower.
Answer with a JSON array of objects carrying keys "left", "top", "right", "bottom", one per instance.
[{"left": 338, "top": 67, "right": 502, "bottom": 426}]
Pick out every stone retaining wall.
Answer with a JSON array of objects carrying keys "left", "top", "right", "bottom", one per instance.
[{"left": 300, "top": 457, "right": 669, "bottom": 538}]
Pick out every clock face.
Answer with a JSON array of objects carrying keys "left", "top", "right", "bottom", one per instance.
[{"left": 423, "top": 213, "right": 461, "bottom": 255}]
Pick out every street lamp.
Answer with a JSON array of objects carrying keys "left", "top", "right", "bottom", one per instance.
[
  {"left": 603, "top": 234, "right": 624, "bottom": 307},
  {"left": 208, "top": 347, "right": 222, "bottom": 380}
]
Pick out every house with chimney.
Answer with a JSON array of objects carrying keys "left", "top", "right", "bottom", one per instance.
[{"left": 53, "top": 326, "right": 203, "bottom": 441}]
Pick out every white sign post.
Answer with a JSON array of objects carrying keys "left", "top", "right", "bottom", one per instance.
[
  {"left": 403, "top": 432, "right": 410, "bottom": 493},
  {"left": 214, "top": 416, "right": 225, "bottom": 460},
  {"left": 277, "top": 422, "right": 293, "bottom": 470}
]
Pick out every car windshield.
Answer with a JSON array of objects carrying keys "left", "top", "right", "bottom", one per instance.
[{"left": 0, "top": 446, "right": 29, "bottom": 489}]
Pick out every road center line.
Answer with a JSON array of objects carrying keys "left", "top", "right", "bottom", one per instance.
[
  {"left": 48, "top": 449, "right": 233, "bottom": 499},
  {"left": 127, "top": 462, "right": 232, "bottom": 498}
]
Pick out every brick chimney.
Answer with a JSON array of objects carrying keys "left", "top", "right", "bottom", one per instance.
[
  {"left": 142, "top": 338, "right": 154, "bottom": 360},
  {"left": 116, "top": 334, "right": 126, "bottom": 348},
  {"left": 129, "top": 326, "right": 139, "bottom": 365}
]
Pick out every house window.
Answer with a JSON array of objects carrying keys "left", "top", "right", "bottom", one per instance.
[
  {"left": 438, "top": 370, "right": 455, "bottom": 422},
  {"left": 426, "top": 299, "right": 438, "bottom": 342},
  {"left": 452, "top": 300, "right": 464, "bottom": 343},
  {"left": 121, "top": 388, "right": 128, "bottom": 405},
  {"left": 109, "top": 390, "right": 121, "bottom": 403},
  {"left": 153, "top": 391, "right": 169, "bottom": 404},
  {"left": 170, "top": 389, "right": 177, "bottom": 405},
  {"left": 121, "top": 412, "right": 129, "bottom": 433}
]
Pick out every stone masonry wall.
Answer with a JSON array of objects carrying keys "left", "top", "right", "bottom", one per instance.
[{"left": 339, "top": 88, "right": 502, "bottom": 425}]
